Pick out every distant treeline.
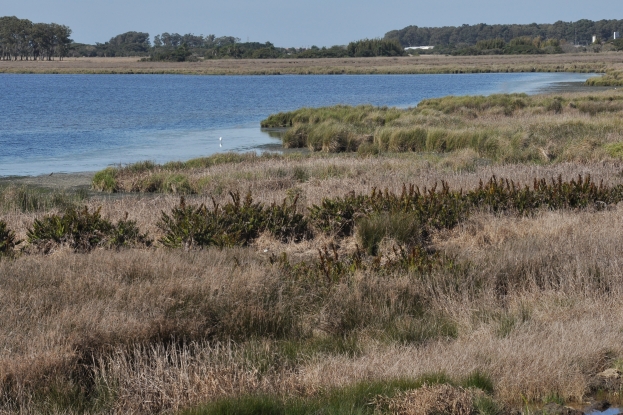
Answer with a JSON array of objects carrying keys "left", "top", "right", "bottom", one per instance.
[
  {"left": 78, "top": 32, "right": 404, "bottom": 61},
  {"left": 430, "top": 36, "right": 564, "bottom": 56},
  {"left": 0, "top": 16, "right": 72, "bottom": 60},
  {"left": 385, "top": 19, "right": 623, "bottom": 47}
]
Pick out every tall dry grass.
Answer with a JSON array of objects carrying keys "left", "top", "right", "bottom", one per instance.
[{"left": 2, "top": 200, "right": 623, "bottom": 411}]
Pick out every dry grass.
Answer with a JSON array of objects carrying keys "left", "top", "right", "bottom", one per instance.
[
  {"left": 377, "top": 384, "right": 478, "bottom": 415},
  {"left": 0, "top": 53, "right": 621, "bottom": 75},
  {"left": 4, "top": 156, "right": 623, "bottom": 412},
  {"left": 1, "top": 203, "right": 623, "bottom": 412}
]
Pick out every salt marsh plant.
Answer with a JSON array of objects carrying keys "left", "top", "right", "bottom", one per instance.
[
  {"left": 158, "top": 192, "right": 310, "bottom": 248},
  {"left": 260, "top": 91, "right": 623, "bottom": 163},
  {"left": 27, "top": 206, "right": 151, "bottom": 253},
  {"left": 6, "top": 168, "right": 623, "bottom": 411}
]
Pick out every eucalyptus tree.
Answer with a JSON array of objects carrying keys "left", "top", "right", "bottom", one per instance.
[{"left": 0, "top": 16, "right": 72, "bottom": 60}]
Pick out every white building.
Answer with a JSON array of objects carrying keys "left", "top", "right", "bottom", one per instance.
[
  {"left": 404, "top": 46, "right": 434, "bottom": 50},
  {"left": 615, "top": 32, "right": 620, "bottom": 40}
]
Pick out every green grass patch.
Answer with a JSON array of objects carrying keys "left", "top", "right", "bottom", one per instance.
[
  {"left": 0, "top": 185, "right": 90, "bottom": 212},
  {"left": 182, "top": 372, "right": 496, "bottom": 415},
  {"left": 92, "top": 167, "right": 119, "bottom": 192}
]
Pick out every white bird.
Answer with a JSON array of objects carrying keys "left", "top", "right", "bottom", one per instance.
[{"left": 219, "top": 137, "right": 222, "bottom": 147}]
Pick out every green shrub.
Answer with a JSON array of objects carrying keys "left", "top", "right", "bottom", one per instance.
[
  {"left": 158, "top": 198, "right": 217, "bottom": 249},
  {"left": 27, "top": 207, "right": 150, "bottom": 253},
  {"left": 28, "top": 207, "right": 114, "bottom": 253},
  {"left": 265, "top": 197, "right": 311, "bottom": 242},
  {"left": 0, "top": 220, "right": 19, "bottom": 257},
  {"left": 159, "top": 193, "right": 310, "bottom": 248},
  {"left": 107, "top": 214, "right": 152, "bottom": 249},
  {"left": 308, "top": 193, "right": 368, "bottom": 237}
]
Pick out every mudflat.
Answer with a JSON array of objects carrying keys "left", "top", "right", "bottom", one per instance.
[
  {"left": 0, "top": 172, "right": 93, "bottom": 189},
  {"left": 1, "top": 53, "right": 622, "bottom": 75}
]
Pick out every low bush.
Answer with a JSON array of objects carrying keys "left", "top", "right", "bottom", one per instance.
[
  {"left": 107, "top": 214, "right": 152, "bottom": 249},
  {"left": 158, "top": 193, "right": 310, "bottom": 249},
  {"left": 311, "top": 175, "right": 622, "bottom": 247},
  {"left": 27, "top": 207, "right": 151, "bottom": 253}
]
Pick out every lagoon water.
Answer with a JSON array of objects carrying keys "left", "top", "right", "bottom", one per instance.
[{"left": 0, "top": 72, "right": 595, "bottom": 176}]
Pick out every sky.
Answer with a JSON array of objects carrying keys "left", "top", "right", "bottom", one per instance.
[{"left": 1, "top": 0, "right": 621, "bottom": 47}]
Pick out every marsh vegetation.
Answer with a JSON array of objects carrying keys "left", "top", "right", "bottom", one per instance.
[
  {"left": 1, "top": 53, "right": 621, "bottom": 76},
  {"left": 3, "top": 91, "right": 623, "bottom": 414},
  {"left": 262, "top": 91, "right": 623, "bottom": 162}
]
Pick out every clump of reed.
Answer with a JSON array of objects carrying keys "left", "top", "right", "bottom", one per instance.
[
  {"left": 260, "top": 91, "right": 623, "bottom": 164},
  {"left": 586, "top": 70, "right": 623, "bottom": 86}
]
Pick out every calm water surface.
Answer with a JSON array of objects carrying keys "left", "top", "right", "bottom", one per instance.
[{"left": 0, "top": 72, "right": 595, "bottom": 176}]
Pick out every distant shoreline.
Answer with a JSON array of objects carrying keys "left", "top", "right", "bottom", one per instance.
[{"left": 0, "top": 54, "right": 620, "bottom": 77}]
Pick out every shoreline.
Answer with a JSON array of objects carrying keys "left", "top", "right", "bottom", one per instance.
[
  {"left": 0, "top": 171, "right": 95, "bottom": 190},
  {"left": 1, "top": 80, "right": 619, "bottom": 188},
  {"left": 1, "top": 54, "right": 621, "bottom": 76}
]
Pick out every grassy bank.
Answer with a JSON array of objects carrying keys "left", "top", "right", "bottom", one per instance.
[
  {"left": 586, "top": 70, "right": 623, "bottom": 86},
  {"left": 0, "top": 54, "right": 620, "bottom": 76},
  {"left": 260, "top": 90, "right": 623, "bottom": 162}
]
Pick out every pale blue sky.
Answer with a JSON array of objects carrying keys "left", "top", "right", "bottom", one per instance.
[{"left": 1, "top": 0, "right": 620, "bottom": 46}]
